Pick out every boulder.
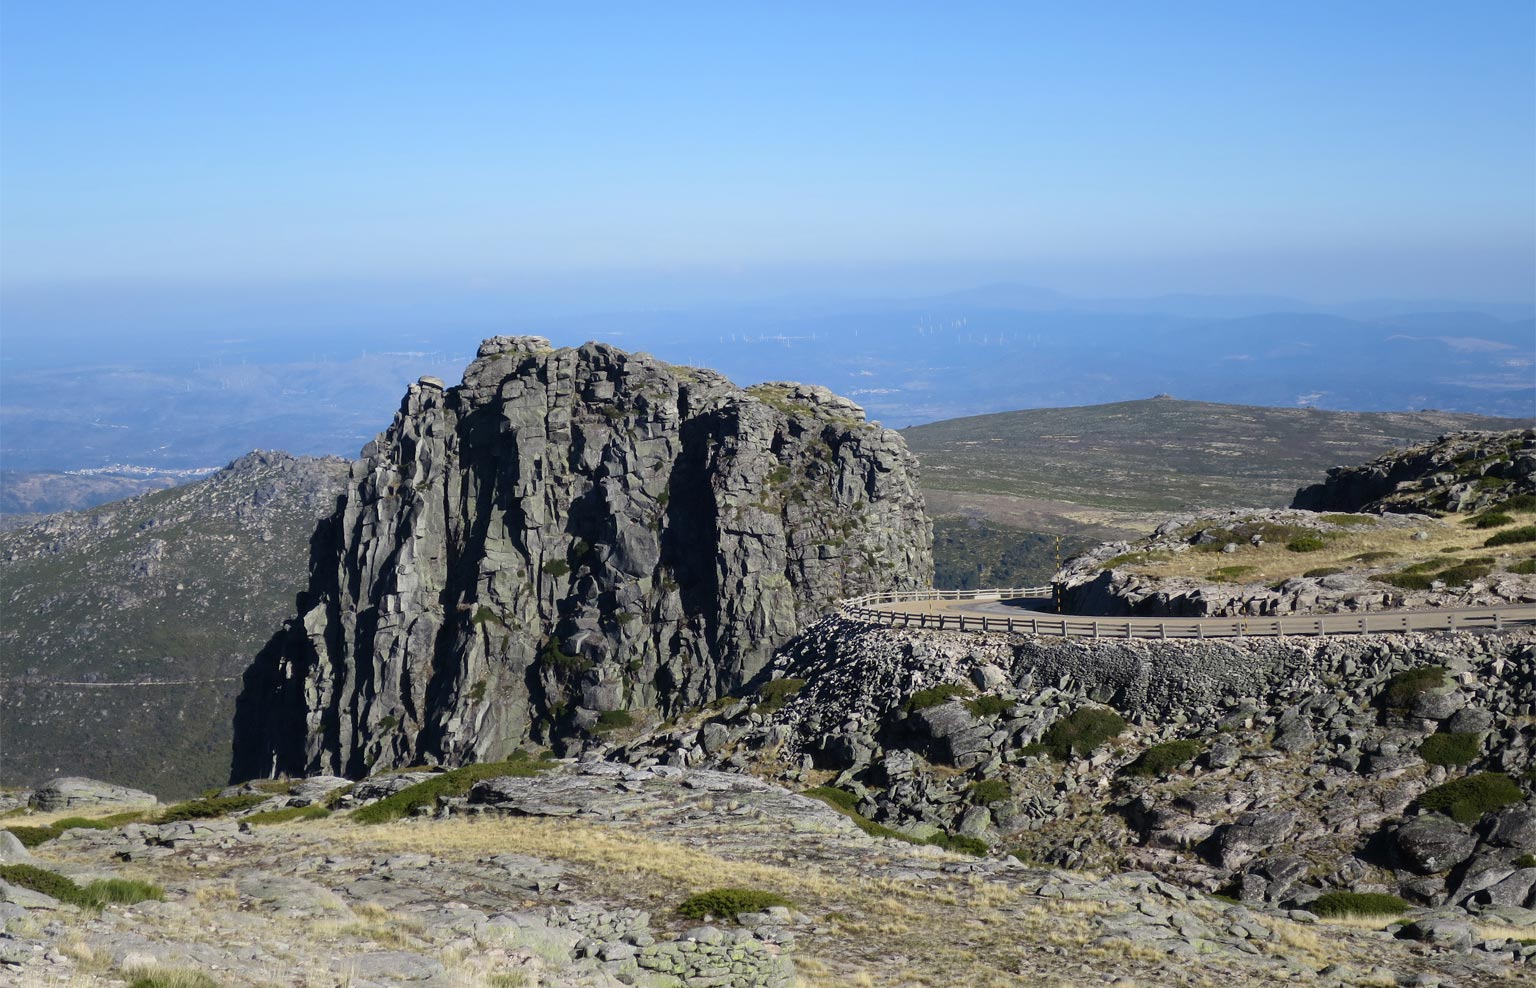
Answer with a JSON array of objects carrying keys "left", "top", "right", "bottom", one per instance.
[
  {"left": 1471, "top": 868, "right": 1536, "bottom": 909},
  {"left": 1481, "top": 802, "right": 1536, "bottom": 851},
  {"left": 910, "top": 702, "right": 994, "bottom": 768},
  {"left": 28, "top": 777, "right": 157, "bottom": 813},
  {"left": 1395, "top": 816, "right": 1477, "bottom": 875},
  {"left": 0, "top": 832, "right": 30, "bottom": 864},
  {"left": 1215, "top": 811, "right": 1296, "bottom": 870}
]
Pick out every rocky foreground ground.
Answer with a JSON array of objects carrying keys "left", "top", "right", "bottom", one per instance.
[{"left": 2, "top": 766, "right": 1533, "bottom": 988}]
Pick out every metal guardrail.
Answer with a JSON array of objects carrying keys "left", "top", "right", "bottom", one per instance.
[
  {"left": 839, "top": 586, "right": 1054, "bottom": 607},
  {"left": 837, "top": 589, "right": 1536, "bottom": 639}
]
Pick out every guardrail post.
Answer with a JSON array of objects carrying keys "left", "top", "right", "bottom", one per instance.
[
  {"left": 1495, "top": 612, "right": 1502, "bottom": 631},
  {"left": 1236, "top": 621, "right": 1243, "bottom": 640},
  {"left": 1159, "top": 622, "right": 1166, "bottom": 639},
  {"left": 1359, "top": 617, "right": 1366, "bottom": 635},
  {"left": 1447, "top": 613, "right": 1455, "bottom": 631},
  {"left": 1092, "top": 620, "right": 1099, "bottom": 638},
  {"left": 1196, "top": 623, "right": 1203, "bottom": 640},
  {"left": 1030, "top": 618, "right": 1038, "bottom": 635}
]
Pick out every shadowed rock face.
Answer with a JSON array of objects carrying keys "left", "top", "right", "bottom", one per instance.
[{"left": 232, "top": 336, "right": 931, "bottom": 780}]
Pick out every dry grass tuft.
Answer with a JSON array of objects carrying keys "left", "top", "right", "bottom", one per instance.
[{"left": 1473, "top": 920, "right": 1536, "bottom": 942}]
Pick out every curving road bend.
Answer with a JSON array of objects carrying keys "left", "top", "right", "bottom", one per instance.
[{"left": 841, "top": 588, "right": 1536, "bottom": 639}]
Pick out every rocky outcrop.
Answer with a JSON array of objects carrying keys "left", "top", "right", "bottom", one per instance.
[
  {"left": 28, "top": 777, "right": 157, "bottom": 813},
  {"left": 1293, "top": 429, "right": 1536, "bottom": 515},
  {"left": 232, "top": 337, "right": 931, "bottom": 780},
  {"left": 1054, "top": 507, "right": 1536, "bottom": 619},
  {"left": 609, "top": 615, "right": 1536, "bottom": 917}
]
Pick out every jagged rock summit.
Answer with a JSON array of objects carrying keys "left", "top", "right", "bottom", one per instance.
[{"left": 233, "top": 336, "right": 932, "bottom": 780}]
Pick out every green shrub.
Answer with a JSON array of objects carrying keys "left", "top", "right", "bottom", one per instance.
[
  {"left": 352, "top": 758, "right": 555, "bottom": 825},
  {"left": 1502, "top": 493, "right": 1536, "bottom": 512},
  {"left": 595, "top": 709, "right": 635, "bottom": 731},
  {"left": 1039, "top": 707, "right": 1127, "bottom": 760},
  {"left": 802, "top": 788, "right": 986, "bottom": 856},
  {"left": 968, "top": 779, "right": 1010, "bottom": 804},
  {"left": 54, "top": 811, "right": 146, "bottom": 831},
  {"left": 1308, "top": 891, "right": 1408, "bottom": 919},
  {"left": 1302, "top": 567, "right": 1343, "bottom": 579},
  {"left": 1438, "top": 562, "right": 1492, "bottom": 587},
  {"left": 242, "top": 805, "right": 330, "bottom": 826},
  {"left": 1322, "top": 514, "right": 1377, "bottom": 527},
  {"left": 0, "top": 863, "right": 91, "bottom": 906},
  {"left": 1350, "top": 551, "right": 1399, "bottom": 564},
  {"left": 1285, "top": 535, "right": 1327, "bottom": 553},
  {"left": 1377, "top": 666, "right": 1446, "bottom": 710},
  {"left": 755, "top": 678, "right": 807, "bottom": 713},
  {"left": 1474, "top": 512, "right": 1515, "bottom": 529},
  {"left": 3, "top": 811, "right": 146, "bottom": 848},
  {"left": 1370, "top": 572, "right": 1434, "bottom": 591},
  {"left": 1124, "top": 739, "right": 1203, "bottom": 777},
  {"left": 2, "top": 825, "right": 60, "bottom": 849},
  {"left": 542, "top": 559, "right": 571, "bottom": 577},
  {"left": 1417, "top": 772, "right": 1523, "bottom": 824},
  {"left": 1210, "top": 565, "right": 1258, "bottom": 582},
  {"left": 156, "top": 793, "right": 269, "bottom": 824},
  {"left": 126, "top": 969, "right": 219, "bottom": 988},
  {"left": 804, "top": 786, "right": 859, "bottom": 813},
  {"left": 678, "top": 887, "right": 791, "bottom": 920},
  {"left": 927, "top": 833, "right": 989, "bottom": 856},
  {"left": 1486, "top": 525, "right": 1536, "bottom": 548},
  {"left": 1515, "top": 853, "right": 1536, "bottom": 869},
  {"left": 1400, "top": 560, "right": 1444, "bottom": 574},
  {"left": 83, "top": 877, "right": 163, "bottom": 905},
  {"left": 1509, "top": 558, "right": 1536, "bottom": 575},
  {"left": 1419, "top": 732, "right": 1481, "bottom": 768},
  {"left": 0, "top": 865, "right": 158, "bottom": 909},
  {"left": 964, "top": 694, "right": 1011, "bottom": 718},
  {"left": 904, "top": 683, "right": 972, "bottom": 713},
  {"left": 540, "top": 636, "right": 590, "bottom": 675}
]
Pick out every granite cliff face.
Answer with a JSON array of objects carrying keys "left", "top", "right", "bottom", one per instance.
[{"left": 232, "top": 336, "right": 932, "bottom": 780}]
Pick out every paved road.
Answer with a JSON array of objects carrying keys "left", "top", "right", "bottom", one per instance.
[{"left": 842, "top": 588, "right": 1536, "bottom": 639}]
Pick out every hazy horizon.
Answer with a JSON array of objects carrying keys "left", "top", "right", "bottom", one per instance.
[{"left": 1, "top": 4, "right": 1532, "bottom": 477}]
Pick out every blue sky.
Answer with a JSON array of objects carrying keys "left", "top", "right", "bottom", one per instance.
[{"left": 2, "top": 2, "right": 1533, "bottom": 306}]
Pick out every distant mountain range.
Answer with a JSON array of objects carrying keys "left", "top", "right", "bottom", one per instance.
[{"left": 2, "top": 288, "right": 1531, "bottom": 478}]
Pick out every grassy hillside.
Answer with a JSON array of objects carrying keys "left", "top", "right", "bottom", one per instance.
[
  {"left": 910, "top": 398, "right": 1532, "bottom": 588},
  {"left": 0, "top": 452, "right": 348, "bottom": 798},
  {"left": 905, "top": 397, "right": 1532, "bottom": 514}
]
